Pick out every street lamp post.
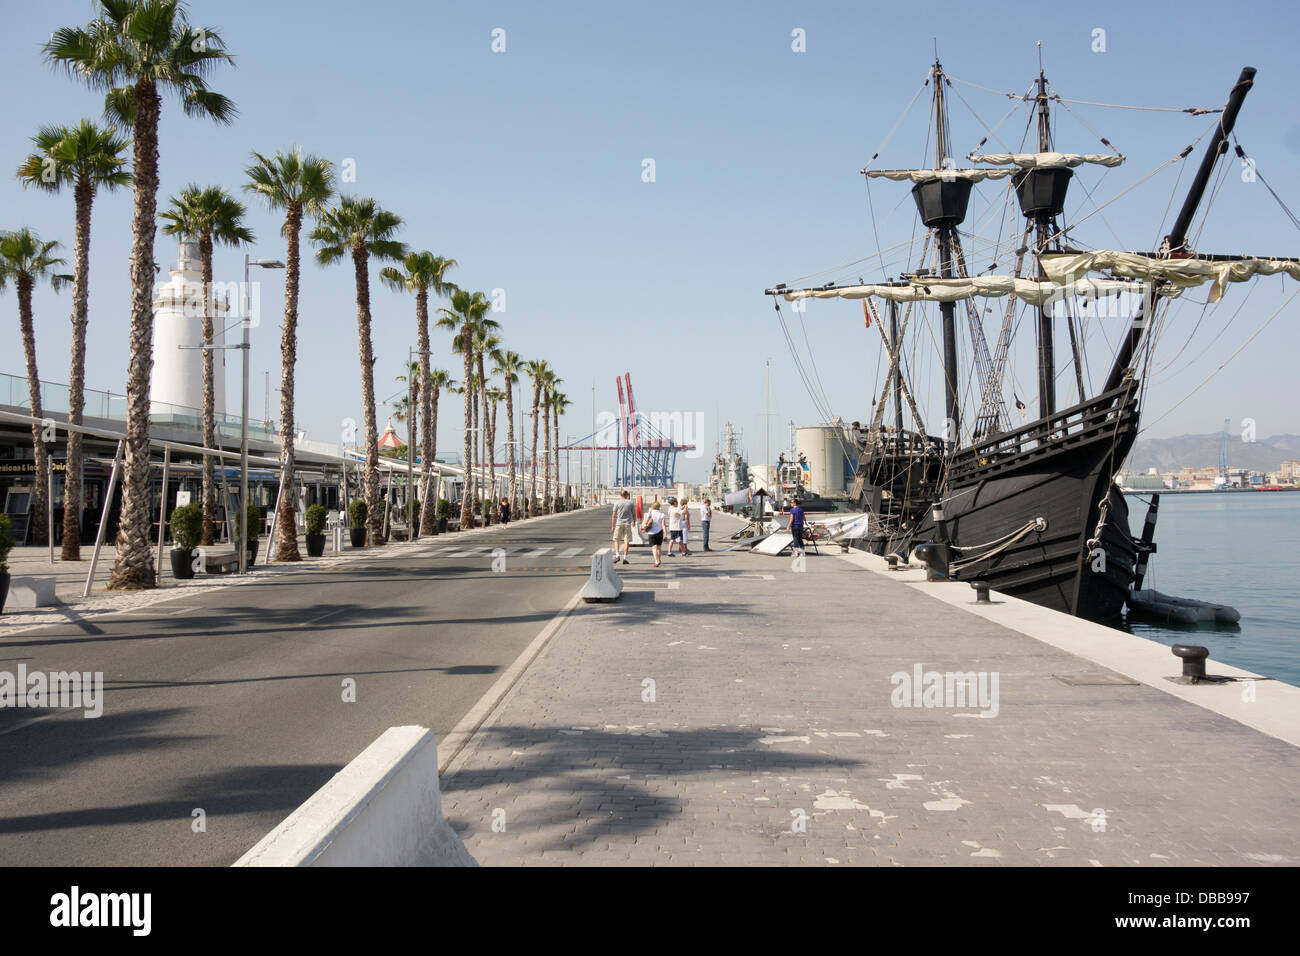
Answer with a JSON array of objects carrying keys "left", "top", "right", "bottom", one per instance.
[{"left": 240, "top": 254, "right": 284, "bottom": 573}]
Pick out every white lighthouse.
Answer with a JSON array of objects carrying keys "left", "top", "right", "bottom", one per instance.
[{"left": 151, "top": 237, "right": 228, "bottom": 425}]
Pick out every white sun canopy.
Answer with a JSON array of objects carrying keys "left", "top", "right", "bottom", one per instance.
[
  {"left": 863, "top": 168, "right": 1015, "bottom": 183},
  {"left": 966, "top": 152, "right": 1125, "bottom": 169},
  {"left": 780, "top": 275, "right": 1175, "bottom": 308},
  {"left": 1042, "top": 250, "right": 1300, "bottom": 303}
]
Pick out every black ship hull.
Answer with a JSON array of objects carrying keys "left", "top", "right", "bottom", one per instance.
[{"left": 908, "top": 386, "right": 1141, "bottom": 621}]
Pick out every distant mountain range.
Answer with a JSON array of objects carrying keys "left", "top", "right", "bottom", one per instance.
[{"left": 1125, "top": 433, "right": 1300, "bottom": 473}]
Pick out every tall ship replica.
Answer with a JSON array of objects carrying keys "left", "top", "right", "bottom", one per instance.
[{"left": 766, "top": 58, "right": 1298, "bottom": 621}]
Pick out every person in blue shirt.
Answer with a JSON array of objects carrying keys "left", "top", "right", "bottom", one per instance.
[{"left": 789, "top": 498, "right": 806, "bottom": 557}]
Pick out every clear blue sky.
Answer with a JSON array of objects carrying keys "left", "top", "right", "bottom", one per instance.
[{"left": 4, "top": 0, "right": 1299, "bottom": 482}]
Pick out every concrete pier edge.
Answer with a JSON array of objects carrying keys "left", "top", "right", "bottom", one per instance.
[{"left": 834, "top": 548, "right": 1300, "bottom": 749}]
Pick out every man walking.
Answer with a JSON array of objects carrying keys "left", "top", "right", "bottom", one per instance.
[
  {"left": 701, "top": 497, "right": 713, "bottom": 551},
  {"left": 611, "top": 489, "right": 635, "bottom": 565},
  {"left": 680, "top": 497, "right": 692, "bottom": 555},
  {"left": 665, "top": 497, "right": 683, "bottom": 556},
  {"left": 789, "top": 497, "right": 806, "bottom": 558}
]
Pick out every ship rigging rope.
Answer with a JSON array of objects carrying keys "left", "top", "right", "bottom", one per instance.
[
  {"left": 1139, "top": 285, "right": 1300, "bottom": 436},
  {"left": 944, "top": 73, "right": 1224, "bottom": 115},
  {"left": 1233, "top": 138, "right": 1300, "bottom": 235},
  {"left": 949, "top": 518, "right": 1045, "bottom": 572},
  {"left": 861, "top": 69, "right": 934, "bottom": 175}
]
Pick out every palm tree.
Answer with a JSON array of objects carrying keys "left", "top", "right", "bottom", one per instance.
[
  {"left": 379, "top": 251, "right": 456, "bottom": 534},
  {"left": 243, "top": 146, "right": 335, "bottom": 561},
  {"left": 542, "top": 372, "right": 563, "bottom": 513},
  {"left": 310, "top": 196, "right": 406, "bottom": 544},
  {"left": 492, "top": 350, "right": 524, "bottom": 515},
  {"left": 424, "top": 368, "right": 454, "bottom": 522},
  {"left": 525, "top": 359, "right": 550, "bottom": 517},
  {"left": 473, "top": 328, "right": 503, "bottom": 521},
  {"left": 159, "top": 185, "right": 253, "bottom": 546},
  {"left": 17, "top": 120, "right": 131, "bottom": 560},
  {"left": 436, "top": 289, "right": 491, "bottom": 528},
  {"left": 484, "top": 385, "right": 506, "bottom": 514},
  {"left": 0, "top": 230, "right": 68, "bottom": 547},
  {"left": 46, "top": 0, "right": 236, "bottom": 590},
  {"left": 552, "top": 391, "right": 571, "bottom": 508}
]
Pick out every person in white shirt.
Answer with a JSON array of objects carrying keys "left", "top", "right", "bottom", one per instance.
[
  {"left": 701, "top": 498, "right": 713, "bottom": 550},
  {"left": 666, "top": 498, "right": 683, "bottom": 556},
  {"left": 679, "top": 497, "right": 692, "bottom": 555},
  {"left": 642, "top": 502, "right": 667, "bottom": 567}
]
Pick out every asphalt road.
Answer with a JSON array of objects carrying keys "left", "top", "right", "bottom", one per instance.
[{"left": 0, "top": 507, "right": 614, "bottom": 866}]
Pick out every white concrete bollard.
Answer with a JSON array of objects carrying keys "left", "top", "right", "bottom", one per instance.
[
  {"left": 630, "top": 522, "right": 646, "bottom": 546},
  {"left": 8, "top": 576, "right": 57, "bottom": 609},
  {"left": 233, "top": 726, "right": 476, "bottom": 867},
  {"left": 580, "top": 547, "right": 624, "bottom": 603}
]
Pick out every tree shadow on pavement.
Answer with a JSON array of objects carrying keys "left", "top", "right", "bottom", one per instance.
[{"left": 441, "top": 724, "right": 865, "bottom": 857}]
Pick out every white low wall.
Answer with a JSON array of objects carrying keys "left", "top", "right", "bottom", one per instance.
[{"left": 234, "top": 725, "right": 477, "bottom": 867}]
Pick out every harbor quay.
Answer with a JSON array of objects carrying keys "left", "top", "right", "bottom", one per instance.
[{"left": 440, "top": 509, "right": 1300, "bottom": 866}]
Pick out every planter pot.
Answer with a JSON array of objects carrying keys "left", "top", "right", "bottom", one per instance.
[
  {"left": 0, "top": 571, "right": 9, "bottom": 614},
  {"left": 170, "top": 548, "right": 195, "bottom": 580},
  {"left": 306, "top": 533, "right": 326, "bottom": 557},
  {"left": 349, "top": 527, "right": 366, "bottom": 548},
  {"left": 437, "top": 518, "right": 448, "bottom": 533}
]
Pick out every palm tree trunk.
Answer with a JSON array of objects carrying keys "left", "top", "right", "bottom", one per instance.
[
  {"left": 352, "top": 244, "right": 382, "bottom": 545},
  {"left": 17, "top": 274, "right": 50, "bottom": 547},
  {"left": 553, "top": 404, "right": 561, "bottom": 510},
  {"left": 62, "top": 177, "right": 94, "bottom": 560},
  {"left": 425, "top": 385, "right": 440, "bottom": 533},
  {"left": 478, "top": 353, "right": 492, "bottom": 520},
  {"left": 199, "top": 231, "right": 216, "bottom": 547},
  {"left": 489, "top": 400, "right": 498, "bottom": 513},
  {"left": 416, "top": 286, "right": 433, "bottom": 533},
  {"left": 459, "top": 324, "right": 474, "bottom": 528},
  {"left": 471, "top": 373, "right": 480, "bottom": 516},
  {"left": 505, "top": 379, "right": 516, "bottom": 517},
  {"left": 275, "top": 204, "right": 303, "bottom": 560},
  {"left": 542, "top": 390, "right": 552, "bottom": 514},
  {"left": 109, "top": 79, "right": 161, "bottom": 590},
  {"left": 528, "top": 380, "right": 540, "bottom": 516}
]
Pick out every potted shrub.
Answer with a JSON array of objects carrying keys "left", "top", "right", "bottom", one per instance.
[
  {"left": 436, "top": 498, "right": 451, "bottom": 534},
  {"left": 348, "top": 499, "right": 368, "bottom": 547},
  {"left": 168, "top": 503, "right": 203, "bottom": 580},
  {"left": 0, "top": 514, "right": 13, "bottom": 614},
  {"left": 305, "top": 504, "right": 328, "bottom": 557},
  {"left": 235, "top": 503, "right": 263, "bottom": 564}
]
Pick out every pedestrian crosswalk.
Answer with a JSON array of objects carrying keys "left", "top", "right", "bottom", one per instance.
[{"left": 412, "top": 544, "right": 615, "bottom": 561}]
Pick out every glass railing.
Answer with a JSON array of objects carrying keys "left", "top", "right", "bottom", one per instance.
[{"left": 2, "top": 371, "right": 277, "bottom": 441}]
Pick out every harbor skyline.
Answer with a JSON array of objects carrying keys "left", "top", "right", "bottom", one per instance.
[{"left": 4, "top": 0, "right": 1300, "bottom": 484}]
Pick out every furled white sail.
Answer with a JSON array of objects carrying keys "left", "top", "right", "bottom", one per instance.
[
  {"left": 863, "top": 168, "right": 1015, "bottom": 183},
  {"left": 966, "top": 152, "right": 1125, "bottom": 169},
  {"left": 1041, "top": 250, "right": 1300, "bottom": 303},
  {"left": 781, "top": 275, "right": 1173, "bottom": 307}
]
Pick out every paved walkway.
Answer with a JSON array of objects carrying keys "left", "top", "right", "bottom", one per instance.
[{"left": 441, "top": 511, "right": 1300, "bottom": 866}]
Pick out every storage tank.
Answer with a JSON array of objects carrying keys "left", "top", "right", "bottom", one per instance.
[{"left": 796, "top": 423, "right": 853, "bottom": 497}]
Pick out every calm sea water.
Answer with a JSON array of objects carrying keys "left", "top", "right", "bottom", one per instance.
[{"left": 1120, "top": 492, "right": 1300, "bottom": 687}]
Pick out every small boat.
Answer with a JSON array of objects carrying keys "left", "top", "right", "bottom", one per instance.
[{"left": 1127, "top": 589, "right": 1241, "bottom": 626}]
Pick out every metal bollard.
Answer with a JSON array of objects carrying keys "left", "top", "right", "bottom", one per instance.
[
  {"left": 971, "top": 581, "right": 991, "bottom": 604},
  {"left": 1171, "top": 644, "right": 1209, "bottom": 681}
]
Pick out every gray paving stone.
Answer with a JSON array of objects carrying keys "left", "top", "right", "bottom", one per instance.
[{"left": 441, "top": 520, "right": 1300, "bottom": 866}]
